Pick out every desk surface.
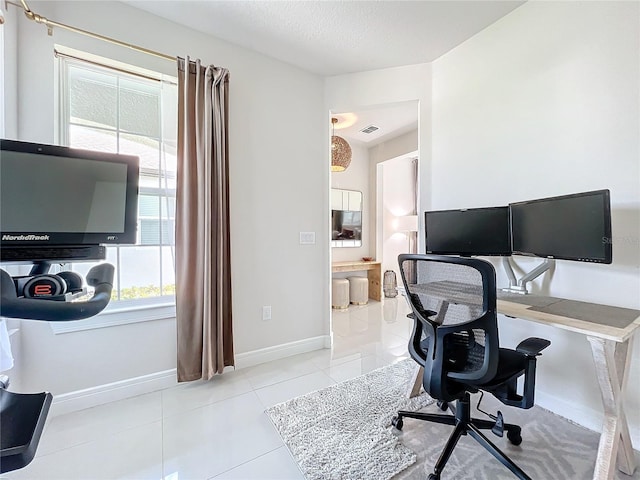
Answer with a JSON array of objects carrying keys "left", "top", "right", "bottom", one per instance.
[
  {"left": 332, "top": 260, "right": 381, "bottom": 272},
  {"left": 408, "top": 281, "right": 640, "bottom": 343},
  {"left": 332, "top": 261, "right": 382, "bottom": 301},
  {"left": 497, "top": 292, "right": 640, "bottom": 343}
]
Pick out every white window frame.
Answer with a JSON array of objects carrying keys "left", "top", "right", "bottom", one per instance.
[{"left": 51, "top": 46, "right": 177, "bottom": 335}]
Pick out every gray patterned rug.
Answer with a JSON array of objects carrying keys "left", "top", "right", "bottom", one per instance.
[
  {"left": 265, "top": 359, "right": 433, "bottom": 480},
  {"left": 267, "top": 359, "right": 640, "bottom": 480},
  {"left": 394, "top": 396, "right": 640, "bottom": 480}
]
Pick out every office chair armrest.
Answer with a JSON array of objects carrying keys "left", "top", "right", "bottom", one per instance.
[
  {"left": 489, "top": 339, "right": 550, "bottom": 409},
  {"left": 496, "top": 338, "right": 550, "bottom": 409},
  {"left": 516, "top": 337, "right": 550, "bottom": 357}
]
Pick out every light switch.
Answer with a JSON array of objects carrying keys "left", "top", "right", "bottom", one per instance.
[{"left": 299, "top": 232, "right": 316, "bottom": 245}]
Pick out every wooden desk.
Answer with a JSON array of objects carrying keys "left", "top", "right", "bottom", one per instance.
[
  {"left": 496, "top": 292, "right": 640, "bottom": 480},
  {"left": 332, "top": 261, "right": 382, "bottom": 301},
  {"left": 408, "top": 285, "right": 640, "bottom": 480}
]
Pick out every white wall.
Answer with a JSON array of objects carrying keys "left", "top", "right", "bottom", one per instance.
[
  {"left": 10, "top": 1, "right": 327, "bottom": 395},
  {"left": 1, "top": 2, "right": 17, "bottom": 138},
  {"left": 431, "top": 1, "right": 640, "bottom": 445},
  {"left": 369, "top": 129, "right": 418, "bottom": 168},
  {"left": 369, "top": 127, "right": 419, "bottom": 265},
  {"left": 379, "top": 157, "right": 417, "bottom": 278}
]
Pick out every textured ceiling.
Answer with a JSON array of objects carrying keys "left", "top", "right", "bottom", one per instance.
[{"left": 125, "top": 1, "right": 525, "bottom": 76}]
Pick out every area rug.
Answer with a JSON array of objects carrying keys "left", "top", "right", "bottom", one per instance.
[
  {"left": 267, "top": 359, "right": 640, "bottom": 480},
  {"left": 393, "top": 396, "right": 640, "bottom": 480},
  {"left": 265, "top": 359, "right": 433, "bottom": 480}
]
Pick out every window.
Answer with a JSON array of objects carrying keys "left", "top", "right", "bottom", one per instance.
[{"left": 56, "top": 50, "right": 178, "bottom": 329}]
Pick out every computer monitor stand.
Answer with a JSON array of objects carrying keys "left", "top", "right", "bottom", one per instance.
[{"left": 501, "top": 257, "right": 555, "bottom": 294}]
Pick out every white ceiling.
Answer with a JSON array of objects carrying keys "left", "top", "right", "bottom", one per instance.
[
  {"left": 332, "top": 102, "right": 418, "bottom": 146},
  {"left": 125, "top": 1, "right": 525, "bottom": 76},
  {"left": 124, "top": 0, "right": 524, "bottom": 143}
]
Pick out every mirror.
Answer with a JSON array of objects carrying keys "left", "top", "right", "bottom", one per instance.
[{"left": 331, "top": 189, "right": 362, "bottom": 248}]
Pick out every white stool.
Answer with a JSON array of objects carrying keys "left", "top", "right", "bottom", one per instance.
[
  {"left": 348, "top": 276, "right": 369, "bottom": 305},
  {"left": 332, "top": 278, "right": 350, "bottom": 309}
]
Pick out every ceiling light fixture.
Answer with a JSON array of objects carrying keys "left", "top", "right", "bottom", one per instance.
[{"left": 331, "top": 117, "right": 352, "bottom": 172}]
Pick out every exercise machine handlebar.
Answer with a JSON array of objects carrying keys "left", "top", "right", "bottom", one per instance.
[{"left": 0, "top": 263, "right": 114, "bottom": 321}]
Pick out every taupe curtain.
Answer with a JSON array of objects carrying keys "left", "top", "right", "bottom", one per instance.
[{"left": 175, "top": 57, "right": 233, "bottom": 382}]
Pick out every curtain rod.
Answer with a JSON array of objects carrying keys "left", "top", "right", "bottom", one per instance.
[{"left": 7, "top": 0, "right": 175, "bottom": 62}]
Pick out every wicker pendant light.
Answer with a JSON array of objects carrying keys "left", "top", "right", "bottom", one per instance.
[{"left": 331, "top": 117, "right": 352, "bottom": 172}]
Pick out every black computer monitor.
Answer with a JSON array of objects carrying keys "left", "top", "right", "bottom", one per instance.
[
  {"left": 510, "top": 189, "right": 612, "bottom": 264},
  {"left": 425, "top": 206, "right": 511, "bottom": 256}
]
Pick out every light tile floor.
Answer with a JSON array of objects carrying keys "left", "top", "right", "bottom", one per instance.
[{"left": 3, "top": 297, "right": 414, "bottom": 480}]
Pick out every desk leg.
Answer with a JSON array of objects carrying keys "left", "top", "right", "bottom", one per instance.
[
  {"left": 368, "top": 265, "right": 382, "bottom": 301},
  {"left": 587, "top": 336, "right": 636, "bottom": 479},
  {"left": 407, "top": 365, "right": 423, "bottom": 398}
]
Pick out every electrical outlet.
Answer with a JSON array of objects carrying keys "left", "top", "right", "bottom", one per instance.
[{"left": 262, "top": 305, "right": 272, "bottom": 321}]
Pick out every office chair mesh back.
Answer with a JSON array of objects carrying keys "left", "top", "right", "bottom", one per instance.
[{"left": 401, "top": 257, "right": 490, "bottom": 380}]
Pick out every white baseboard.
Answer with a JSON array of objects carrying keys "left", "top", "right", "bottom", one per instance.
[
  {"left": 536, "top": 391, "right": 639, "bottom": 449},
  {"left": 234, "top": 335, "right": 330, "bottom": 369},
  {"left": 50, "top": 369, "right": 178, "bottom": 417},
  {"left": 535, "top": 390, "right": 602, "bottom": 433},
  {"left": 49, "top": 335, "right": 331, "bottom": 417},
  {"left": 43, "top": 337, "right": 639, "bottom": 450}
]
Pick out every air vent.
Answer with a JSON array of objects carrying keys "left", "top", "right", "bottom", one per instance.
[{"left": 360, "top": 125, "right": 379, "bottom": 134}]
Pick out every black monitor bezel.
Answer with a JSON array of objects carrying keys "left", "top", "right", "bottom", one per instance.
[
  {"left": 509, "top": 189, "right": 612, "bottom": 264},
  {"left": 424, "top": 205, "right": 512, "bottom": 257},
  {"left": 1, "top": 139, "right": 139, "bottom": 246}
]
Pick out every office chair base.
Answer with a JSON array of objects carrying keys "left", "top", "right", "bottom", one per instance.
[
  {"left": 393, "top": 412, "right": 522, "bottom": 443},
  {"left": 393, "top": 410, "right": 522, "bottom": 440},
  {"left": 393, "top": 393, "right": 530, "bottom": 480}
]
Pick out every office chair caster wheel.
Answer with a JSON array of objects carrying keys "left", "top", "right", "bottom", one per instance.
[
  {"left": 437, "top": 401, "right": 448, "bottom": 411},
  {"left": 507, "top": 428, "right": 522, "bottom": 446},
  {"left": 392, "top": 416, "right": 403, "bottom": 430},
  {"left": 428, "top": 474, "right": 440, "bottom": 480}
]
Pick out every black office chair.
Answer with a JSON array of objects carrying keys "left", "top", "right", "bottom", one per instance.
[{"left": 392, "top": 254, "right": 550, "bottom": 480}]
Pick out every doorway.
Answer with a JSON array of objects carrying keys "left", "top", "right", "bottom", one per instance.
[
  {"left": 376, "top": 154, "right": 419, "bottom": 284},
  {"left": 329, "top": 101, "right": 419, "bottom": 356}
]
